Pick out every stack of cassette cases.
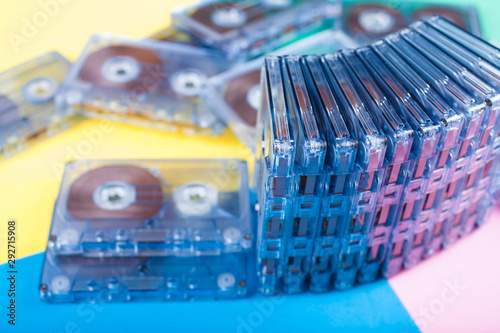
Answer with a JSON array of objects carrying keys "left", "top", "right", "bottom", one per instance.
[
  {"left": 342, "top": 1, "right": 481, "bottom": 44},
  {"left": 41, "top": 159, "right": 255, "bottom": 302},
  {"left": 171, "top": 0, "right": 341, "bottom": 61},
  {"left": 201, "top": 30, "right": 358, "bottom": 152},
  {"left": 254, "top": 16, "right": 500, "bottom": 294},
  {"left": 55, "top": 33, "right": 228, "bottom": 136},
  {"left": 0, "top": 52, "right": 79, "bottom": 159}
]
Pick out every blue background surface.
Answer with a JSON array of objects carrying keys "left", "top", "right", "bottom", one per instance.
[{"left": 1, "top": 254, "right": 419, "bottom": 332}]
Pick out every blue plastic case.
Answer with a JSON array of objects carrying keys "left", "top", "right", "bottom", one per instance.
[
  {"left": 321, "top": 53, "right": 388, "bottom": 289},
  {"left": 302, "top": 55, "right": 358, "bottom": 293},
  {"left": 339, "top": 50, "right": 414, "bottom": 283},
  {"left": 47, "top": 159, "right": 253, "bottom": 257}
]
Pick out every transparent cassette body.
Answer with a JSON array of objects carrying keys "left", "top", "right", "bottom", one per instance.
[
  {"left": 40, "top": 251, "right": 251, "bottom": 302},
  {"left": 341, "top": 1, "right": 481, "bottom": 45},
  {"left": 55, "top": 33, "right": 228, "bottom": 136},
  {"left": 172, "top": 0, "right": 341, "bottom": 61},
  {"left": 415, "top": 16, "right": 500, "bottom": 233},
  {"left": 339, "top": 50, "right": 413, "bottom": 284},
  {"left": 255, "top": 55, "right": 330, "bottom": 294},
  {"left": 0, "top": 52, "right": 77, "bottom": 158},
  {"left": 393, "top": 29, "right": 500, "bottom": 246},
  {"left": 302, "top": 55, "right": 358, "bottom": 293},
  {"left": 280, "top": 55, "right": 327, "bottom": 293},
  {"left": 255, "top": 57, "right": 295, "bottom": 295},
  {"left": 200, "top": 30, "right": 358, "bottom": 152},
  {"left": 322, "top": 54, "right": 387, "bottom": 289},
  {"left": 373, "top": 40, "right": 466, "bottom": 266},
  {"left": 356, "top": 46, "right": 441, "bottom": 276},
  {"left": 48, "top": 159, "right": 252, "bottom": 257}
]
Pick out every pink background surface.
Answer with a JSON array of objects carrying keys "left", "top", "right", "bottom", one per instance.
[{"left": 389, "top": 208, "right": 500, "bottom": 332}]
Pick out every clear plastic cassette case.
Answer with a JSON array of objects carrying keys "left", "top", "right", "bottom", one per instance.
[
  {"left": 0, "top": 52, "right": 78, "bottom": 158},
  {"left": 201, "top": 30, "right": 358, "bottom": 152},
  {"left": 55, "top": 33, "right": 228, "bottom": 136},
  {"left": 48, "top": 159, "right": 252, "bottom": 257},
  {"left": 172, "top": 0, "right": 341, "bottom": 61},
  {"left": 40, "top": 251, "right": 253, "bottom": 302}
]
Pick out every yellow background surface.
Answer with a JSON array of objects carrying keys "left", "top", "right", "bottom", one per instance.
[{"left": 0, "top": 0, "right": 253, "bottom": 262}]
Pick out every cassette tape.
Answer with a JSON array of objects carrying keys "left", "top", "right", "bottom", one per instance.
[
  {"left": 342, "top": 1, "right": 481, "bottom": 44},
  {"left": 255, "top": 55, "right": 330, "bottom": 294},
  {"left": 321, "top": 53, "right": 388, "bottom": 289},
  {"left": 201, "top": 30, "right": 358, "bottom": 152},
  {"left": 355, "top": 46, "right": 441, "bottom": 276},
  {"left": 40, "top": 251, "right": 252, "bottom": 302},
  {"left": 302, "top": 55, "right": 358, "bottom": 293},
  {"left": 55, "top": 33, "right": 228, "bottom": 136},
  {"left": 0, "top": 52, "right": 78, "bottom": 158},
  {"left": 410, "top": 19, "right": 500, "bottom": 93},
  {"left": 389, "top": 30, "right": 500, "bottom": 247},
  {"left": 339, "top": 50, "right": 414, "bottom": 284},
  {"left": 47, "top": 159, "right": 252, "bottom": 257},
  {"left": 372, "top": 40, "right": 466, "bottom": 273},
  {"left": 172, "top": 0, "right": 341, "bottom": 61},
  {"left": 280, "top": 55, "right": 328, "bottom": 293}
]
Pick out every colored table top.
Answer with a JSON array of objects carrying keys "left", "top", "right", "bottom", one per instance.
[{"left": 1, "top": 0, "right": 500, "bottom": 332}]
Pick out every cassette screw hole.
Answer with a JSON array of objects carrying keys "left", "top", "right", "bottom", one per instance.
[
  {"left": 49, "top": 235, "right": 57, "bottom": 242},
  {"left": 238, "top": 281, "right": 246, "bottom": 288},
  {"left": 40, "top": 284, "right": 48, "bottom": 291},
  {"left": 486, "top": 99, "right": 493, "bottom": 106},
  {"left": 139, "top": 265, "right": 148, "bottom": 274}
]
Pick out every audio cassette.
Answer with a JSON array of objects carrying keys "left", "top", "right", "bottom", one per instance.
[
  {"left": 339, "top": 50, "right": 414, "bottom": 284},
  {"left": 172, "top": 0, "right": 341, "bottom": 61},
  {"left": 321, "top": 53, "right": 387, "bottom": 289},
  {"left": 55, "top": 33, "right": 228, "bottom": 136},
  {"left": 0, "top": 52, "right": 79, "bottom": 158},
  {"left": 47, "top": 159, "right": 252, "bottom": 257},
  {"left": 342, "top": 1, "right": 481, "bottom": 44},
  {"left": 254, "top": 55, "right": 328, "bottom": 294},
  {"left": 302, "top": 55, "right": 358, "bottom": 293},
  {"left": 201, "top": 30, "right": 358, "bottom": 152},
  {"left": 356, "top": 46, "right": 441, "bottom": 278},
  {"left": 40, "top": 251, "right": 252, "bottom": 302}
]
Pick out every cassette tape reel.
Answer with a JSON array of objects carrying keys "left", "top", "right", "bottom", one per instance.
[
  {"left": 56, "top": 34, "right": 228, "bottom": 136},
  {"left": 0, "top": 52, "right": 77, "bottom": 158},
  {"left": 48, "top": 159, "right": 253, "bottom": 257}
]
